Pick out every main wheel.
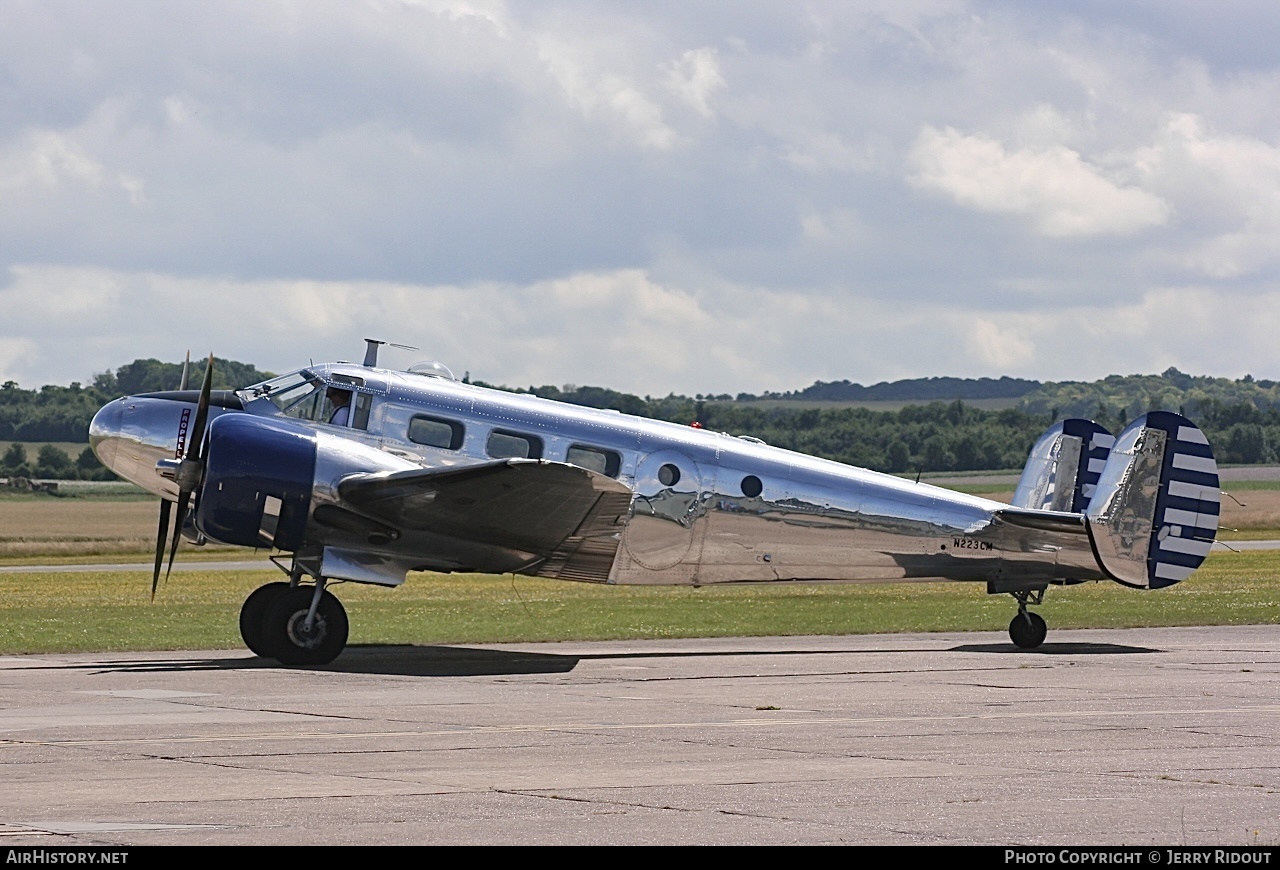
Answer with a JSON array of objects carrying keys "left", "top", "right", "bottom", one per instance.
[
  {"left": 1009, "top": 611, "right": 1047, "bottom": 649},
  {"left": 239, "top": 582, "right": 289, "bottom": 657},
  {"left": 262, "top": 586, "right": 349, "bottom": 666}
]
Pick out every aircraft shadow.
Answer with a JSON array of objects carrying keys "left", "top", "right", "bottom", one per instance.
[
  {"left": 60, "top": 646, "right": 581, "bottom": 677},
  {"left": 326, "top": 644, "right": 580, "bottom": 676},
  {"left": 949, "top": 642, "right": 1159, "bottom": 655},
  {"left": 48, "top": 639, "right": 1164, "bottom": 678}
]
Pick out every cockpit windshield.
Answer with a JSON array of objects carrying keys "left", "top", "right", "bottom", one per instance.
[
  {"left": 246, "top": 370, "right": 322, "bottom": 412},
  {"left": 241, "top": 369, "right": 371, "bottom": 430}
]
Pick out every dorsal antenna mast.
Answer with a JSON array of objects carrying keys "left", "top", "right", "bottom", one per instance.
[{"left": 362, "top": 338, "right": 418, "bottom": 368}]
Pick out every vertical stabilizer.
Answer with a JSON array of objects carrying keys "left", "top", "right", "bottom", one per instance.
[
  {"left": 1013, "top": 418, "right": 1114, "bottom": 512},
  {"left": 1084, "top": 411, "right": 1219, "bottom": 589}
]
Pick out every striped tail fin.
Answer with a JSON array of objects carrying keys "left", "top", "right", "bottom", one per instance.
[
  {"left": 1013, "top": 418, "right": 1115, "bottom": 512},
  {"left": 1084, "top": 411, "right": 1220, "bottom": 589}
]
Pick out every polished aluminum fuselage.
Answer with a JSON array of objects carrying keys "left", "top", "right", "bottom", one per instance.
[{"left": 91, "top": 363, "right": 1106, "bottom": 588}]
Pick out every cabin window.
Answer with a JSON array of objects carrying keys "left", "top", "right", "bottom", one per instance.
[
  {"left": 487, "top": 430, "right": 543, "bottom": 460},
  {"left": 741, "top": 475, "right": 763, "bottom": 498},
  {"left": 658, "top": 463, "right": 681, "bottom": 487},
  {"left": 566, "top": 444, "right": 622, "bottom": 478},
  {"left": 409, "top": 415, "right": 464, "bottom": 450}
]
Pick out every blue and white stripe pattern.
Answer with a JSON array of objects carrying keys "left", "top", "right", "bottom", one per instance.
[
  {"left": 1064, "top": 418, "right": 1114, "bottom": 512},
  {"left": 1013, "top": 418, "right": 1115, "bottom": 513},
  {"left": 1142, "top": 411, "right": 1220, "bottom": 589}
]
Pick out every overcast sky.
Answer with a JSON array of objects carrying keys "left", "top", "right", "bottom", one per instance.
[{"left": 4, "top": 1, "right": 1280, "bottom": 395}]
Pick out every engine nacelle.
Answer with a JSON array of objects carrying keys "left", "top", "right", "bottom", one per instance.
[{"left": 196, "top": 414, "right": 318, "bottom": 550}]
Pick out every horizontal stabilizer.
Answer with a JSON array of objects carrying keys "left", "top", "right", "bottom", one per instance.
[
  {"left": 1085, "top": 412, "right": 1220, "bottom": 589},
  {"left": 1013, "top": 418, "right": 1114, "bottom": 513}
]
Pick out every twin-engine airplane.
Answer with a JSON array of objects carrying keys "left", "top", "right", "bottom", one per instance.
[{"left": 89, "top": 341, "right": 1222, "bottom": 665}]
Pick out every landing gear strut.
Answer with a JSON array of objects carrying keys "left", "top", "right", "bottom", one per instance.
[
  {"left": 262, "top": 583, "right": 348, "bottom": 666},
  {"left": 1007, "top": 589, "right": 1047, "bottom": 649}
]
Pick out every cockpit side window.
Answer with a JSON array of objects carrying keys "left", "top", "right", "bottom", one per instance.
[
  {"left": 325, "top": 387, "right": 354, "bottom": 427},
  {"left": 252, "top": 371, "right": 369, "bottom": 430},
  {"left": 352, "top": 393, "right": 372, "bottom": 430},
  {"left": 281, "top": 382, "right": 326, "bottom": 420}
]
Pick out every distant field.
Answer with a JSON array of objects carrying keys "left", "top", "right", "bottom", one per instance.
[
  {"left": 2, "top": 466, "right": 1279, "bottom": 562},
  {"left": 0, "top": 495, "right": 236, "bottom": 561}
]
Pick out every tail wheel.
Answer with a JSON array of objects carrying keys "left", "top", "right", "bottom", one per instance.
[
  {"left": 262, "top": 586, "right": 349, "bottom": 666},
  {"left": 1009, "top": 611, "right": 1047, "bottom": 649}
]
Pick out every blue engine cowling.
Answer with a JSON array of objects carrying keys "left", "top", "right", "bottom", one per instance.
[{"left": 195, "top": 414, "right": 317, "bottom": 551}]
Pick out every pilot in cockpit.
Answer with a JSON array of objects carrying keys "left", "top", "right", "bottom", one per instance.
[{"left": 326, "top": 387, "right": 352, "bottom": 426}]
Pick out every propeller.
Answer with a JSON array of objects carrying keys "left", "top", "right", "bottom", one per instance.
[{"left": 151, "top": 353, "right": 215, "bottom": 600}]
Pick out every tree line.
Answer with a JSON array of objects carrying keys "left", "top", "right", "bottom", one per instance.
[
  {"left": 0, "top": 358, "right": 275, "bottom": 443},
  {"left": 6, "top": 359, "right": 1280, "bottom": 480}
]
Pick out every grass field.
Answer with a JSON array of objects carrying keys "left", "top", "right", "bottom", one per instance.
[
  {"left": 0, "top": 477, "right": 1277, "bottom": 655},
  {"left": 0, "top": 550, "right": 1275, "bottom": 654}
]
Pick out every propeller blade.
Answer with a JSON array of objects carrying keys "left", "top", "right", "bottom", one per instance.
[
  {"left": 189, "top": 353, "right": 214, "bottom": 463},
  {"left": 164, "top": 490, "right": 190, "bottom": 586},
  {"left": 178, "top": 351, "right": 191, "bottom": 391},
  {"left": 162, "top": 354, "right": 215, "bottom": 588},
  {"left": 152, "top": 499, "right": 172, "bottom": 602}
]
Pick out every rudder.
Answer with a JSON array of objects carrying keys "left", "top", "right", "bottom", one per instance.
[{"left": 1084, "top": 411, "right": 1220, "bottom": 589}]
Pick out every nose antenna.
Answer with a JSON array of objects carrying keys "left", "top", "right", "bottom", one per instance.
[{"left": 363, "top": 338, "right": 418, "bottom": 368}]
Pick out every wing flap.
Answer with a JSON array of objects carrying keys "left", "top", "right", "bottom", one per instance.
[{"left": 338, "top": 460, "right": 632, "bottom": 579}]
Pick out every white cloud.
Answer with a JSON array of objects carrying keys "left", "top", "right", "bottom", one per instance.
[
  {"left": 533, "top": 33, "right": 679, "bottom": 151},
  {"left": 908, "top": 125, "right": 1170, "bottom": 237},
  {"left": 4, "top": 3, "right": 1280, "bottom": 394},
  {"left": 0, "top": 338, "right": 40, "bottom": 386},
  {"left": 10, "top": 262, "right": 1280, "bottom": 397},
  {"left": 1134, "top": 113, "right": 1280, "bottom": 278},
  {"left": 0, "top": 130, "right": 144, "bottom": 204},
  {"left": 965, "top": 319, "right": 1036, "bottom": 370},
  {"left": 783, "top": 134, "right": 876, "bottom": 173},
  {"left": 665, "top": 47, "right": 725, "bottom": 118}
]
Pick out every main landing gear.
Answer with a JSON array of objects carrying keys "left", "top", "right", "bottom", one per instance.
[
  {"left": 1007, "top": 589, "right": 1047, "bottom": 649},
  {"left": 239, "top": 571, "right": 349, "bottom": 666}
]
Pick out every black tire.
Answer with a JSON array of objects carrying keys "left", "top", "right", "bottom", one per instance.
[
  {"left": 1009, "top": 611, "right": 1047, "bottom": 649},
  {"left": 239, "top": 582, "right": 290, "bottom": 657},
  {"left": 262, "top": 586, "right": 349, "bottom": 666}
]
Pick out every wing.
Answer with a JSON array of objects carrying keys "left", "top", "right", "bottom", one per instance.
[{"left": 337, "top": 459, "right": 633, "bottom": 581}]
